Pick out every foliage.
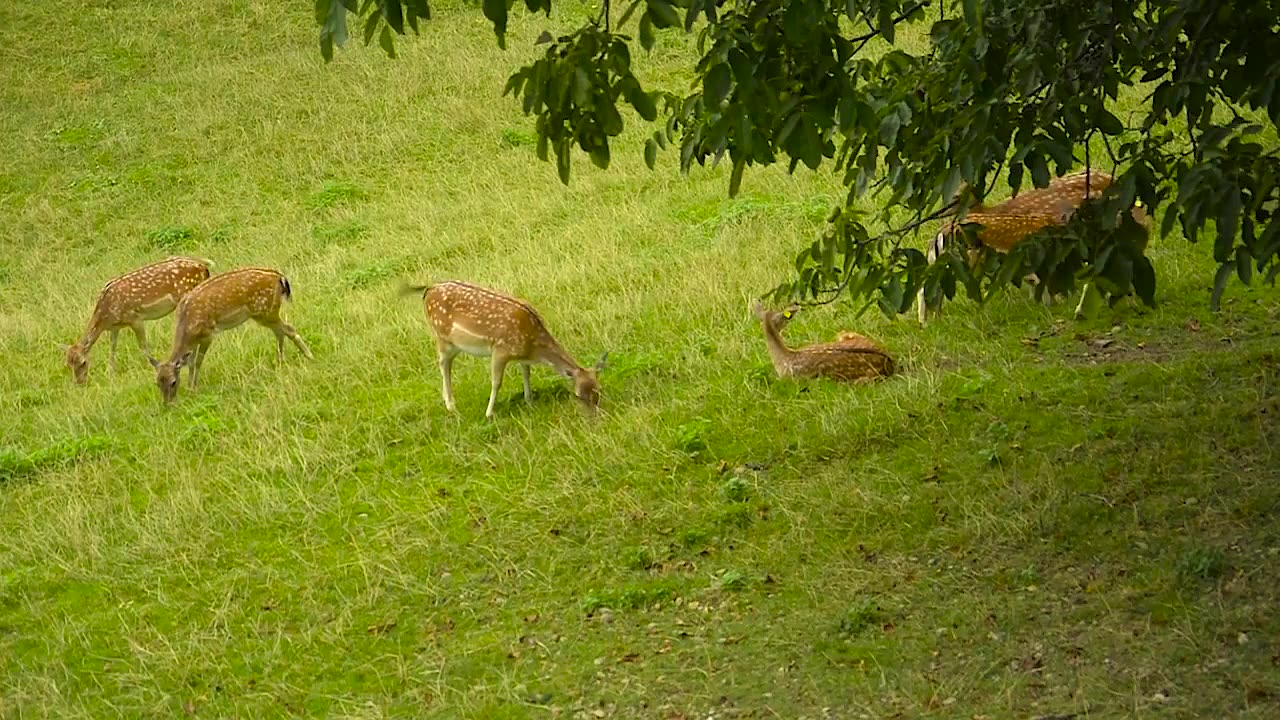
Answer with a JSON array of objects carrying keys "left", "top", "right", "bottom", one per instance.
[
  {"left": 5, "top": 4, "right": 1280, "bottom": 713},
  {"left": 315, "top": 0, "right": 1280, "bottom": 315}
]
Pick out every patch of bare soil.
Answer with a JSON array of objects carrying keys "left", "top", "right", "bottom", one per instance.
[{"left": 1021, "top": 316, "right": 1280, "bottom": 365}]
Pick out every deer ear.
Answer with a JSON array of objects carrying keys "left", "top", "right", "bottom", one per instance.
[
  {"left": 594, "top": 352, "right": 609, "bottom": 371},
  {"left": 148, "top": 357, "right": 160, "bottom": 369}
]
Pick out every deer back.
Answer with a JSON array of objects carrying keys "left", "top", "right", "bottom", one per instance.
[
  {"left": 175, "top": 268, "right": 288, "bottom": 340},
  {"left": 986, "top": 171, "right": 1115, "bottom": 220},
  {"left": 948, "top": 213, "right": 1060, "bottom": 253},
  {"left": 94, "top": 256, "right": 211, "bottom": 322},
  {"left": 424, "top": 281, "right": 552, "bottom": 358},
  {"left": 787, "top": 343, "right": 896, "bottom": 381}
]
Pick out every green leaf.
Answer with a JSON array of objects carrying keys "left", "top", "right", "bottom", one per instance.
[
  {"left": 1210, "top": 261, "right": 1233, "bottom": 311},
  {"left": 598, "top": 97, "right": 624, "bottom": 136},
  {"left": 644, "top": 138, "right": 657, "bottom": 170},
  {"left": 1044, "top": 139, "right": 1075, "bottom": 172},
  {"left": 1026, "top": 152, "right": 1049, "bottom": 189},
  {"left": 1132, "top": 255, "right": 1156, "bottom": 307},
  {"left": 729, "top": 156, "right": 746, "bottom": 197},
  {"left": 589, "top": 143, "right": 610, "bottom": 170},
  {"left": 878, "top": 4, "right": 895, "bottom": 44},
  {"left": 646, "top": 0, "right": 680, "bottom": 29},
  {"left": 378, "top": 24, "right": 396, "bottom": 58},
  {"left": 1217, "top": 189, "right": 1242, "bottom": 257},
  {"left": 704, "top": 63, "right": 732, "bottom": 106},
  {"left": 364, "top": 9, "right": 380, "bottom": 45},
  {"left": 617, "top": 0, "right": 643, "bottom": 29},
  {"left": 879, "top": 111, "right": 902, "bottom": 145},
  {"left": 962, "top": 0, "right": 982, "bottom": 31},
  {"left": 383, "top": 0, "right": 405, "bottom": 33},
  {"left": 941, "top": 166, "right": 962, "bottom": 208},
  {"left": 573, "top": 67, "right": 591, "bottom": 107},
  {"left": 1096, "top": 109, "right": 1124, "bottom": 136},
  {"left": 628, "top": 87, "right": 657, "bottom": 121},
  {"left": 318, "top": 0, "right": 350, "bottom": 62},
  {"left": 1160, "top": 203, "right": 1180, "bottom": 238},
  {"left": 1237, "top": 246, "right": 1254, "bottom": 284},
  {"left": 482, "top": 0, "right": 509, "bottom": 49},
  {"left": 1007, "top": 162, "right": 1024, "bottom": 195},
  {"left": 639, "top": 13, "right": 655, "bottom": 50},
  {"left": 556, "top": 141, "right": 571, "bottom": 185}
]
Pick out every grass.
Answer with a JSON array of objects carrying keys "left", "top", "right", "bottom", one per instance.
[{"left": 2, "top": 1, "right": 1279, "bottom": 717}]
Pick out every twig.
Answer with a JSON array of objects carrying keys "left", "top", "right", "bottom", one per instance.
[
  {"left": 1099, "top": 131, "right": 1119, "bottom": 179},
  {"left": 847, "top": 1, "right": 931, "bottom": 44},
  {"left": 802, "top": 197, "right": 964, "bottom": 307}
]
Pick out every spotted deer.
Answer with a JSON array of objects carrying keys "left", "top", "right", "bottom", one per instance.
[
  {"left": 152, "top": 267, "right": 313, "bottom": 404},
  {"left": 918, "top": 170, "right": 1152, "bottom": 323},
  {"left": 402, "top": 281, "right": 606, "bottom": 419},
  {"left": 752, "top": 302, "right": 895, "bottom": 381},
  {"left": 62, "top": 256, "right": 212, "bottom": 383}
]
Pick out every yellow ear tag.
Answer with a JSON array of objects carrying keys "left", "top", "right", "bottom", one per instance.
[
  {"left": 783, "top": 311, "right": 793, "bottom": 319},
  {"left": 1135, "top": 199, "right": 1145, "bottom": 208}
]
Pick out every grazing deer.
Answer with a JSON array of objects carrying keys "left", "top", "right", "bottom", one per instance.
[
  {"left": 152, "top": 267, "right": 313, "bottom": 404},
  {"left": 752, "top": 301, "right": 895, "bottom": 381},
  {"left": 63, "top": 256, "right": 212, "bottom": 384},
  {"left": 917, "top": 170, "right": 1152, "bottom": 323},
  {"left": 402, "top": 281, "right": 606, "bottom": 419}
]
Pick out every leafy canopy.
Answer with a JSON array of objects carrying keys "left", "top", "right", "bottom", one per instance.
[{"left": 315, "top": 0, "right": 1280, "bottom": 316}]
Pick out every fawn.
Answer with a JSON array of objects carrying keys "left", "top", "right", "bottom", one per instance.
[
  {"left": 63, "top": 256, "right": 211, "bottom": 383},
  {"left": 403, "top": 281, "right": 606, "bottom": 418},
  {"left": 752, "top": 301, "right": 895, "bottom": 381},
  {"left": 152, "top": 267, "right": 312, "bottom": 403}
]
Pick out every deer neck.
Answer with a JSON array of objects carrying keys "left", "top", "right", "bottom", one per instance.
[
  {"left": 532, "top": 337, "right": 582, "bottom": 375},
  {"left": 759, "top": 317, "right": 795, "bottom": 371},
  {"left": 76, "top": 316, "right": 106, "bottom": 352}
]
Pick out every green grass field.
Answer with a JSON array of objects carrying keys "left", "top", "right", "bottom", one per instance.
[{"left": 2, "top": 1, "right": 1279, "bottom": 717}]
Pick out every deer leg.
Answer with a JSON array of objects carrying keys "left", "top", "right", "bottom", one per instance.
[
  {"left": 274, "top": 327, "right": 285, "bottom": 364},
  {"left": 279, "top": 322, "right": 313, "bottom": 359},
  {"left": 130, "top": 322, "right": 154, "bottom": 366},
  {"left": 486, "top": 355, "right": 510, "bottom": 419},
  {"left": 521, "top": 363, "right": 532, "bottom": 404},
  {"left": 260, "top": 319, "right": 312, "bottom": 361},
  {"left": 1074, "top": 283, "right": 1091, "bottom": 318},
  {"left": 190, "top": 341, "right": 211, "bottom": 389},
  {"left": 109, "top": 330, "right": 120, "bottom": 372},
  {"left": 437, "top": 344, "right": 459, "bottom": 413}
]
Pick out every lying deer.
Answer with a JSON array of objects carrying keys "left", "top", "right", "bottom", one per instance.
[
  {"left": 918, "top": 170, "right": 1151, "bottom": 323},
  {"left": 152, "top": 267, "right": 312, "bottom": 404},
  {"left": 63, "top": 256, "right": 212, "bottom": 384},
  {"left": 752, "top": 301, "right": 895, "bottom": 381},
  {"left": 402, "top": 281, "right": 606, "bottom": 418}
]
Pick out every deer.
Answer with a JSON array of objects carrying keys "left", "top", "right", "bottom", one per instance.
[
  {"left": 401, "top": 281, "right": 606, "bottom": 419},
  {"left": 917, "top": 170, "right": 1152, "bottom": 323},
  {"left": 751, "top": 301, "right": 895, "bottom": 381},
  {"left": 151, "top": 267, "right": 313, "bottom": 404},
  {"left": 62, "top": 256, "right": 212, "bottom": 384}
]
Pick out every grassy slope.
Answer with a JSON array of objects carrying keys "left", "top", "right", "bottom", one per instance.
[{"left": 2, "top": 1, "right": 1278, "bottom": 718}]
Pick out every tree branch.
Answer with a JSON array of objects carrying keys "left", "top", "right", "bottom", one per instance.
[{"left": 847, "top": 1, "right": 931, "bottom": 44}]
